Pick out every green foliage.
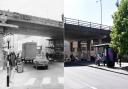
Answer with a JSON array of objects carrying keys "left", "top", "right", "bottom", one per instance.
[{"left": 110, "top": 0, "right": 128, "bottom": 55}]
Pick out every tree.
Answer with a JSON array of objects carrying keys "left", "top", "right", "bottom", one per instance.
[{"left": 110, "top": 0, "right": 128, "bottom": 56}]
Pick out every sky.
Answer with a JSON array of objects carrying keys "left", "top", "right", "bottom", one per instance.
[
  {"left": 0, "top": 0, "right": 119, "bottom": 25},
  {"left": 64, "top": 0, "right": 119, "bottom": 26},
  {"left": 0, "top": 0, "right": 63, "bottom": 21}
]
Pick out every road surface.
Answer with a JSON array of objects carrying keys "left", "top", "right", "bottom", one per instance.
[{"left": 65, "top": 66, "right": 128, "bottom": 89}]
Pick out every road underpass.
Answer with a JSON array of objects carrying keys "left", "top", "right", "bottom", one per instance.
[
  {"left": 64, "top": 17, "right": 111, "bottom": 61},
  {"left": 0, "top": 10, "right": 64, "bottom": 69}
]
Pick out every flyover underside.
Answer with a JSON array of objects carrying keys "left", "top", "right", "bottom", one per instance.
[
  {"left": 6, "top": 20, "right": 63, "bottom": 39},
  {"left": 65, "top": 24, "right": 110, "bottom": 40}
]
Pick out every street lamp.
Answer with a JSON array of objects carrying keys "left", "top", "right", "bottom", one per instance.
[
  {"left": 96, "top": 0, "right": 102, "bottom": 26},
  {"left": 116, "top": 0, "right": 119, "bottom": 7},
  {"left": 100, "top": 0, "right": 102, "bottom": 25},
  {"left": 6, "top": 34, "right": 11, "bottom": 50},
  {"left": 6, "top": 34, "right": 11, "bottom": 87}
]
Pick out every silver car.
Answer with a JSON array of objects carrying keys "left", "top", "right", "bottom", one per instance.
[{"left": 33, "top": 54, "right": 49, "bottom": 69}]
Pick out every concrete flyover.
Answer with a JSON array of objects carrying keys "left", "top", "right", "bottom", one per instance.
[
  {"left": 0, "top": 10, "right": 64, "bottom": 39},
  {"left": 64, "top": 17, "right": 111, "bottom": 41},
  {"left": 64, "top": 17, "right": 112, "bottom": 60},
  {"left": 0, "top": 10, "right": 64, "bottom": 69}
]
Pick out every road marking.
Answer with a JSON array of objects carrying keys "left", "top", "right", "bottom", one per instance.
[
  {"left": 58, "top": 77, "right": 64, "bottom": 84},
  {"left": 42, "top": 77, "right": 51, "bottom": 84},
  {"left": 90, "top": 86, "right": 98, "bottom": 89},
  {"left": 65, "top": 71, "right": 98, "bottom": 89},
  {"left": 0, "top": 67, "right": 3, "bottom": 70},
  {"left": 25, "top": 78, "right": 36, "bottom": 85},
  {"left": 65, "top": 77, "right": 85, "bottom": 89},
  {"left": 0, "top": 80, "right": 5, "bottom": 87}
]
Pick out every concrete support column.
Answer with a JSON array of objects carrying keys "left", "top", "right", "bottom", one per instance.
[
  {"left": 98, "top": 39, "right": 102, "bottom": 44},
  {"left": 64, "top": 40, "right": 71, "bottom": 58},
  {"left": 87, "top": 40, "right": 91, "bottom": 61},
  {"left": 73, "top": 41, "right": 78, "bottom": 56},
  {"left": 77, "top": 41, "right": 81, "bottom": 57},
  {"left": 70, "top": 41, "right": 73, "bottom": 52},
  {"left": 78, "top": 41, "right": 81, "bottom": 52},
  {"left": 0, "top": 27, "right": 4, "bottom": 69}
]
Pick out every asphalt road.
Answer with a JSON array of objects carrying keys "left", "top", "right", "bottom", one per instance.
[
  {"left": 65, "top": 66, "right": 128, "bottom": 89},
  {"left": 0, "top": 62, "right": 64, "bottom": 89}
]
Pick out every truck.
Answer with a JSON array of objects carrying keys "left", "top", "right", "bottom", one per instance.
[{"left": 22, "top": 42, "right": 37, "bottom": 63}]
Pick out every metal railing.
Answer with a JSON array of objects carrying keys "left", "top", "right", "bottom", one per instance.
[{"left": 64, "top": 17, "right": 111, "bottom": 30}]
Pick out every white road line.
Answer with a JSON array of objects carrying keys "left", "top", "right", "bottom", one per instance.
[
  {"left": 42, "top": 77, "right": 51, "bottom": 85},
  {"left": 65, "top": 77, "right": 85, "bottom": 89},
  {"left": 65, "top": 71, "right": 98, "bottom": 89},
  {"left": 0, "top": 81, "right": 5, "bottom": 87},
  {"left": 0, "top": 67, "right": 3, "bottom": 70},
  {"left": 58, "top": 77, "right": 64, "bottom": 84},
  {"left": 25, "top": 78, "right": 36, "bottom": 85},
  {"left": 85, "top": 83, "right": 98, "bottom": 89},
  {"left": 90, "top": 86, "right": 98, "bottom": 89}
]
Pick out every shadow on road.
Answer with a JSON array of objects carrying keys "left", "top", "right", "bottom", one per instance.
[
  {"left": 121, "top": 66, "right": 128, "bottom": 72},
  {"left": 64, "top": 60, "right": 95, "bottom": 67}
]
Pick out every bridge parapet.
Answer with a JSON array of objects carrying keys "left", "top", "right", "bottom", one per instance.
[
  {"left": 64, "top": 17, "right": 112, "bottom": 30},
  {"left": 0, "top": 10, "right": 63, "bottom": 28}
]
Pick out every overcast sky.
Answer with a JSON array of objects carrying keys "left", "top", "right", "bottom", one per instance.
[
  {"left": 64, "top": 0, "right": 119, "bottom": 26},
  {"left": 0, "top": 0, "right": 63, "bottom": 21}
]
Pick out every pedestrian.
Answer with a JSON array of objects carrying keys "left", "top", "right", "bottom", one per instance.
[
  {"left": 102, "top": 53, "right": 106, "bottom": 66},
  {"left": 70, "top": 53, "right": 76, "bottom": 62},
  {"left": 7, "top": 53, "right": 12, "bottom": 70},
  {"left": 3, "top": 51, "right": 7, "bottom": 70},
  {"left": 95, "top": 53, "right": 101, "bottom": 66},
  {"left": 46, "top": 53, "right": 49, "bottom": 60}
]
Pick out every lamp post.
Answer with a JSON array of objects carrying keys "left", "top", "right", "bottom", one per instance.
[
  {"left": 116, "top": 0, "right": 119, "bottom": 7},
  {"left": 96, "top": 0, "right": 102, "bottom": 27},
  {"left": 100, "top": 0, "right": 102, "bottom": 25},
  {"left": 6, "top": 34, "right": 11, "bottom": 87}
]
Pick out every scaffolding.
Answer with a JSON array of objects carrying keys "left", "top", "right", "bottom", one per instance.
[{"left": 46, "top": 39, "right": 64, "bottom": 61}]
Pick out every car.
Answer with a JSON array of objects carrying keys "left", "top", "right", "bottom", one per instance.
[{"left": 33, "top": 54, "right": 49, "bottom": 69}]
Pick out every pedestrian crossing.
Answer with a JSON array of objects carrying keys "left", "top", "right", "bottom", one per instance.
[
  {"left": 58, "top": 77, "right": 64, "bottom": 84},
  {"left": 41, "top": 77, "right": 51, "bottom": 85},
  {"left": 25, "top": 78, "right": 36, "bottom": 85},
  {"left": 0, "top": 67, "right": 3, "bottom": 70},
  {"left": 16, "top": 76, "right": 64, "bottom": 86},
  {"left": 0, "top": 76, "right": 64, "bottom": 87}
]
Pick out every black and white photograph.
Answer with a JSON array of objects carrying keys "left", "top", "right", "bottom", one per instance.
[{"left": 0, "top": 0, "right": 64, "bottom": 89}]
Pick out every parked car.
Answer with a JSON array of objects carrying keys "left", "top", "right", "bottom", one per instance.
[{"left": 33, "top": 54, "right": 49, "bottom": 69}]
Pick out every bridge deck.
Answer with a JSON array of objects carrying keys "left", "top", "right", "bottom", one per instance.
[
  {"left": 0, "top": 10, "right": 63, "bottom": 39},
  {"left": 64, "top": 17, "right": 111, "bottom": 30},
  {"left": 64, "top": 17, "right": 111, "bottom": 40}
]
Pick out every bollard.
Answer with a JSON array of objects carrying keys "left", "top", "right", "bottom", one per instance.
[{"left": 7, "top": 61, "right": 10, "bottom": 87}]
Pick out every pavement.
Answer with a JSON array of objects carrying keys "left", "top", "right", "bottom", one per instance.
[
  {"left": 65, "top": 60, "right": 128, "bottom": 76},
  {"left": 88, "top": 62, "right": 128, "bottom": 76},
  {"left": 0, "top": 60, "right": 4, "bottom": 70}
]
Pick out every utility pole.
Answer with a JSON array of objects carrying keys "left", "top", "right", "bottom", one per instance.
[
  {"left": 7, "top": 37, "right": 10, "bottom": 87},
  {"left": 100, "top": 0, "right": 102, "bottom": 25},
  {"left": 96, "top": 0, "right": 102, "bottom": 28}
]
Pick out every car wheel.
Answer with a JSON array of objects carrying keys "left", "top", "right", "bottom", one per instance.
[
  {"left": 45, "top": 66, "right": 48, "bottom": 69},
  {"left": 36, "top": 65, "right": 38, "bottom": 69},
  {"left": 35, "top": 64, "right": 37, "bottom": 69}
]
